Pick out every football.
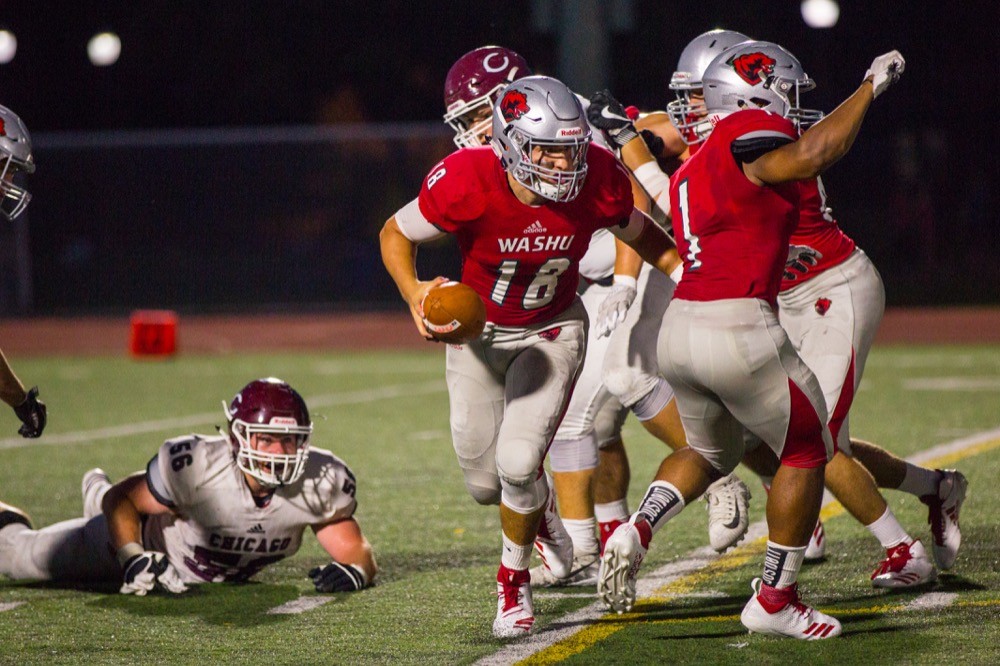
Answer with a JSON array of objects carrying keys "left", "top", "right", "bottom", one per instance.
[{"left": 421, "top": 281, "right": 487, "bottom": 344}]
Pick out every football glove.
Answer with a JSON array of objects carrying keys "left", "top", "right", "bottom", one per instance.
[
  {"left": 639, "top": 129, "right": 664, "bottom": 157},
  {"left": 865, "top": 50, "right": 905, "bottom": 99},
  {"left": 13, "top": 386, "right": 46, "bottom": 438},
  {"left": 308, "top": 562, "right": 368, "bottom": 593},
  {"left": 596, "top": 278, "right": 637, "bottom": 338},
  {"left": 587, "top": 89, "right": 639, "bottom": 149},
  {"left": 120, "top": 551, "right": 189, "bottom": 596}
]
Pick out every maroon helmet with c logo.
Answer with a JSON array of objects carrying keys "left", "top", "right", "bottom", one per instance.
[{"left": 443, "top": 46, "right": 532, "bottom": 148}]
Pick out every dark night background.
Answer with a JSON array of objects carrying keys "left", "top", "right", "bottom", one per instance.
[{"left": 0, "top": 1, "right": 997, "bottom": 314}]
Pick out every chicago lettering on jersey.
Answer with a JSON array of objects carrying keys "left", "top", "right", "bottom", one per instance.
[
  {"left": 209, "top": 532, "right": 293, "bottom": 554},
  {"left": 497, "top": 235, "right": 575, "bottom": 253}
]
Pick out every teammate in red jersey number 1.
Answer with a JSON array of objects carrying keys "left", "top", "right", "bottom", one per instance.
[
  {"left": 380, "top": 74, "right": 681, "bottom": 638},
  {"left": 598, "top": 48, "right": 906, "bottom": 641}
]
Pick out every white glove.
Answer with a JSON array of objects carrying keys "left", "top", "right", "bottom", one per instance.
[
  {"left": 596, "top": 277, "right": 637, "bottom": 338},
  {"left": 865, "top": 50, "right": 905, "bottom": 99},
  {"left": 120, "top": 551, "right": 189, "bottom": 596}
]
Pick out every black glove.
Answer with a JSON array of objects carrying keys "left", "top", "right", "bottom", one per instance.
[
  {"left": 13, "top": 386, "right": 46, "bottom": 438},
  {"left": 587, "top": 89, "right": 639, "bottom": 149},
  {"left": 308, "top": 562, "right": 368, "bottom": 593},
  {"left": 639, "top": 129, "right": 664, "bottom": 157}
]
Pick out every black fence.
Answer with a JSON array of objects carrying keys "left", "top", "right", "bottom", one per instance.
[{"left": 4, "top": 122, "right": 997, "bottom": 316}]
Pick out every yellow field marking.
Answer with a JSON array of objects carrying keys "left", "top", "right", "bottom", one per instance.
[{"left": 515, "top": 436, "right": 999, "bottom": 665}]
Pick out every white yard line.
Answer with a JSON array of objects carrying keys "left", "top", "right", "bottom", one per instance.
[
  {"left": 0, "top": 601, "right": 26, "bottom": 613},
  {"left": 266, "top": 596, "right": 336, "bottom": 615},
  {"left": 903, "top": 592, "right": 959, "bottom": 612},
  {"left": 0, "top": 380, "right": 445, "bottom": 451},
  {"left": 474, "top": 426, "right": 999, "bottom": 666}
]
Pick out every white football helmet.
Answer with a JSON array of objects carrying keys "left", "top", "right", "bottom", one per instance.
[
  {"left": 702, "top": 41, "right": 823, "bottom": 131},
  {"left": 667, "top": 29, "right": 750, "bottom": 145},
  {"left": 225, "top": 378, "right": 313, "bottom": 487},
  {"left": 443, "top": 46, "right": 532, "bottom": 148},
  {"left": 0, "top": 105, "right": 35, "bottom": 220},
  {"left": 490, "top": 76, "right": 591, "bottom": 202}
]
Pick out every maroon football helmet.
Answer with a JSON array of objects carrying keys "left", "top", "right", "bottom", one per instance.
[
  {"left": 443, "top": 45, "right": 532, "bottom": 148},
  {"left": 224, "top": 378, "right": 313, "bottom": 487}
]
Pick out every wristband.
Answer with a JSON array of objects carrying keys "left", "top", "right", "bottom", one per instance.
[
  {"left": 116, "top": 542, "right": 145, "bottom": 569},
  {"left": 612, "top": 275, "right": 638, "bottom": 290},
  {"left": 670, "top": 264, "right": 683, "bottom": 284}
]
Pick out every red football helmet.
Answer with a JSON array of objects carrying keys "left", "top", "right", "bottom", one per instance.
[
  {"left": 224, "top": 378, "right": 313, "bottom": 487},
  {"left": 443, "top": 46, "right": 532, "bottom": 148}
]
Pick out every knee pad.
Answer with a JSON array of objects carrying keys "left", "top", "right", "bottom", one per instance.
[
  {"left": 632, "top": 377, "right": 674, "bottom": 421},
  {"left": 549, "top": 432, "right": 599, "bottom": 472},
  {"left": 501, "top": 473, "right": 549, "bottom": 514}
]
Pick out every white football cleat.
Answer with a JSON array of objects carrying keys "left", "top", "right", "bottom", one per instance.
[
  {"left": 598, "top": 519, "right": 646, "bottom": 614},
  {"left": 921, "top": 469, "right": 967, "bottom": 570},
  {"left": 804, "top": 519, "right": 827, "bottom": 562},
  {"left": 530, "top": 550, "right": 600, "bottom": 588},
  {"left": 493, "top": 567, "right": 535, "bottom": 638},
  {"left": 533, "top": 473, "right": 574, "bottom": 580},
  {"left": 703, "top": 474, "right": 751, "bottom": 552},
  {"left": 741, "top": 578, "right": 841, "bottom": 640},
  {"left": 82, "top": 468, "right": 112, "bottom": 520},
  {"left": 871, "top": 539, "right": 936, "bottom": 588}
]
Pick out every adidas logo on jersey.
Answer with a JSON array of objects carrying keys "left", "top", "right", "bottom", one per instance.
[
  {"left": 524, "top": 221, "right": 546, "bottom": 234},
  {"left": 248, "top": 523, "right": 265, "bottom": 534}
]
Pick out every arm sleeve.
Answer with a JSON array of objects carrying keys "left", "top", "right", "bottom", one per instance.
[
  {"left": 394, "top": 198, "right": 446, "bottom": 243},
  {"left": 631, "top": 161, "right": 671, "bottom": 218},
  {"left": 609, "top": 207, "right": 649, "bottom": 242},
  {"left": 145, "top": 453, "right": 177, "bottom": 508},
  {"left": 730, "top": 131, "right": 795, "bottom": 165}
]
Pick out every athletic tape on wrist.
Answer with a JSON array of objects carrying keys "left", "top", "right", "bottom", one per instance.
[{"left": 116, "top": 542, "right": 145, "bottom": 569}]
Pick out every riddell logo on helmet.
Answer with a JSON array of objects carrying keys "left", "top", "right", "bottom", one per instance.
[
  {"left": 269, "top": 416, "right": 298, "bottom": 426},
  {"left": 557, "top": 128, "right": 584, "bottom": 137},
  {"left": 500, "top": 90, "right": 530, "bottom": 121},
  {"left": 728, "top": 52, "right": 776, "bottom": 85}
]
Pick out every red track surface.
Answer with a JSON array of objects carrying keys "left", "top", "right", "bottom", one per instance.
[{"left": 0, "top": 308, "right": 998, "bottom": 357}]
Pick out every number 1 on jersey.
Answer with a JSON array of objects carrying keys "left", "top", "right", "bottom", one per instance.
[{"left": 677, "top": 179, "right": 702, "bottom": 270}]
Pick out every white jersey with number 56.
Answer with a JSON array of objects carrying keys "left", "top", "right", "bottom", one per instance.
[{"left": 144, "top": 434, "right": 358, "bottom": 584}]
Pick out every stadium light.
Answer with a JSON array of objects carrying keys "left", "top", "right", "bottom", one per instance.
[
  {"left": 0, "top": 30, "right": 17, "bottom": 64},
  {"left": 87, "top": 31, "right": 122, "bottom": 66},
  {"left": 801, "top": 0, "right": 840, "bottom": 28}
]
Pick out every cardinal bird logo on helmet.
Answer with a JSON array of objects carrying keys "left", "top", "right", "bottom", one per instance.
[
  {"left": 499, "top": 90, "right": 530, "bottom": 121},
  {"left": 728, "top": 52, "right": 777, "bottom": 85}
]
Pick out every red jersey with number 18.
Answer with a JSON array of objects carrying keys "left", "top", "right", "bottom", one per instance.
[
  {"left": 417, "top": 145, "right": 633, "bottom": 326},
  {"left": 669, "top": 109, "right": 801, "bottom": 307}
]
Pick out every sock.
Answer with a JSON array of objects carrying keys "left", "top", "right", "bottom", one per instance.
[
  {"left": 898, "top": 465, "right": 942, "bottom": 499},
  {"left": 635, "top": 480, "right": 685, "bottom": 538},
  {"left": 865, "top": 506, "right": 911, "bottom": 549},
  {"left": 563, "top": 517, "right": 599, "bottom": 556},
  {"left": 501, "top": 532, "right": 533, "bottom": 571},
  {"left": 761, "top": 541, "right": 806, "bottom": 590},
  {"left": 594, "top": 499, "right": 629, "bottom": 524}
]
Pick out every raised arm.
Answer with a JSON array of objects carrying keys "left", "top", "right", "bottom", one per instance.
[{"left": 745, "top": 51, "right": 905, "bottom": 186}]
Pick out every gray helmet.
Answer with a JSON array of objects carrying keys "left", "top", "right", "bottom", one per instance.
[
  {"left": 0, "top": 104, "right": 34, "bottom": 220},
  {"left": 490, "top": 75, "right": 592, "bottom": 202},
  {"left": 702, "top": 41, "right": 823, "bottom": 130},
  {"left": 667, "top": 29, "right": 750, "bottom": 145}
]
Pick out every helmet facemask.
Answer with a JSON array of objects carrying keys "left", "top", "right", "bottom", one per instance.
[
  {"left": 666, "top": 89, "right": 712, "bottom": 146},
  {"left": 0, "top": 158, "right": 31, "bottom": 221},
  {"left": 443, "top": 90, "right": 501, "bottom": 148},
  {"left": 499, "top": 124, "right": 589, "bottom": 202},
  {"left": 228, "top": 409, "right": 313, "bottom": 487}
]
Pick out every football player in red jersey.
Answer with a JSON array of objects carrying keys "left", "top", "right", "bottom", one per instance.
[
  {"left": 0, "top": 104, "right": 46, "bottom": 439},
  {"left": 597, "top": 44, "right": 907, "bottom": 640},
  {"left": 600, "top": 35, "right": 966, "bottom": 580},
  {"left": 0, "top": 378, "right": 377, "bottom": 595},
  {"left": 380, "top": 75, "right": 680, "bottom": 638}
]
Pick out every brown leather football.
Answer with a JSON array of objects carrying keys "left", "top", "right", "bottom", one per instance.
[{"left": 421, "top": 281, "right": 486, "bottom": 344}]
